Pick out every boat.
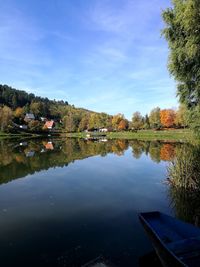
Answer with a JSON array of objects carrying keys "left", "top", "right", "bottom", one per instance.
[{"left": 139, "top": 211, "right": 200, "bottom": 267}]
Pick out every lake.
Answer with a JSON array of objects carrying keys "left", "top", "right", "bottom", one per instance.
[{"left": 0, "top": 138, "right": 198, "bottom": 267}]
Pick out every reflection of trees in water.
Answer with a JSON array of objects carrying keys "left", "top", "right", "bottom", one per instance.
[
  {"left": 130, "top": 140, "right": 177, "bottom": 162},
  {"left": 0, "top": 138, "right": 179, "bottom": 186},
  {"left": 130, "top": 140, "right": 147, "bottom": 159},
  {"left": 160, "top": 144, "right": 175, "bottom": 161},
  {"left": 167, "top": 144, "right": 200, "bottom": 226},
  {"left": 149, "top": 141, "right": 162, "bottom": 163},
  {"left": 0, "top": 139, "right": 130, "bottom": 184}
]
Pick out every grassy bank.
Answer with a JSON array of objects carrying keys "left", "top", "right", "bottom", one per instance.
[
  {"left": 0, "top": 129, "right": 194, "bottom": 142},
  {"left": 66, "top": 129, "right": 193, "bottom": 142},
  {"left": 106, "top": 129, "right": 193, "bottom": 141},
  {"left": 0, "top": 131, "right": 39, "bottom": 140}
]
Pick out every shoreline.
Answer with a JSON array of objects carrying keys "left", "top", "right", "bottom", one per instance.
[
  {"left": 0, "top": 129, "right": 194, "bottom": 142},
  {"left": 65, "top": 129, "right": 193, "bottom": 142}
]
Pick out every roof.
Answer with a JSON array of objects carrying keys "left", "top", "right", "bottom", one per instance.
[
  {"left": 44, "top": 120, "right": 54, "bottom": 128},
  {"left": 25, "top": 113, "right": 35, "bottom": 119}
]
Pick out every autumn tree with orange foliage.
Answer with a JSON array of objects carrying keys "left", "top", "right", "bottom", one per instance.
[
  {"left": 118, "top": 119, "right": 129, "bottom": 131},
  {"left": 160, "top": 109, "right": 176, "bottom": 128}
]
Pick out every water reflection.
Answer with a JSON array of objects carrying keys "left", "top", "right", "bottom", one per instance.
[
  {"left": 0, "top": 137, "right": 196, "bottom": 267},
  {"left": 0, "top": 138, "right": 179, "bottom": 185}
]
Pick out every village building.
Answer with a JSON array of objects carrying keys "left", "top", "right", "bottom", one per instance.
[
  {"left": 44, "top": 120, "right": 55, "bottom": 129},
  {"left": 24, "top": 113, "right": 35, "bottom": 122},
  {"left": 99, "top": 128, "right": 108, "bottom": 132}
]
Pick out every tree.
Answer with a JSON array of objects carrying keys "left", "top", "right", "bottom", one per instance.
[
  {"left": 118, "top": 119, "right": 129, "bottom": 131},
  {"left": 131, "top": 112, "right": 143, "bottom": 130},
  {"left": 0, "top": 106, "right": 13, "bottom": 131},
  {"left": 112, "top": 114, "right": 124, "bottom": 131},
  {"left": 78, "top": 115, "right": 89, "bottom": 131},
  {"left": 63, "top": 112, "right": 75, "bottom": 132},
  {"left": 160, "top": 109, "right": 176, "bottom": 128},
  {"left": 88, "top": 113, "right": 102, "bottom": 130},
  {"left": 175, "top": 104, "right": 189, "bottom": 128},
  {"left": 149, "top": 107, "right": 161, "bottom": 129},
  {"left": 14, "top": 107, "right": 24, "bottom": 118},
  {"left": 162, "top": 0, "right": 200, "bottom": 134},
  {"left": 143, "top": 114, "right": 150, "bottom": 129},
  {"left": 162, "top": 0, "right": 200, "bottom": 108}
]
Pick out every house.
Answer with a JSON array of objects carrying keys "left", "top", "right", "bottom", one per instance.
[
  {"left": 44, "top": 120, "right": 55, "bottom": 129},
  {"left": 99, "top": 128, "right": 108, "bottom": 132},
  {"left": 24, "top": 113, "right": 35, "bottom": 122}
]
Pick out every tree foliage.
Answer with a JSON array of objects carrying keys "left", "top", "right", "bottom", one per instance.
[
  {"left": 0, "top": 106, "right": 13, "bottom": 131},
  {"left": 131, "top": 112, "right": 143, "bottom": 130},
  {"left": 149, "top": 107, "right": 161, "bottom": 129},
  {"left": 162, "top": 0, "right": 200, "bottom": 108},
  {"left": 160, "top": 109, "right": 176, "bottom": 128},
  {"left": 175, "top": 104, "right": 189, "bottom": 127},
  {"left": 118, "top": 119, "right": 129, "bottom": 131}
]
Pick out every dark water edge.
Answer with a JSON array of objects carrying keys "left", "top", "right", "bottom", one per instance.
[{"left": 0, "top": 138, "right": 199, "bottom": 267}]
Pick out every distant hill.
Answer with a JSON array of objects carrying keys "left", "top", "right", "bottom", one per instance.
[
  {"left": 0, "top": 84, "right": 68, "bottom": 109},
  {"left": 0, "top": 84, "right": 112, "bottom": 132}
]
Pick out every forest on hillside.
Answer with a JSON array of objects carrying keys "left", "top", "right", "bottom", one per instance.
[{"left": 0, "top": 84, "right": 190, "bottom": 133}]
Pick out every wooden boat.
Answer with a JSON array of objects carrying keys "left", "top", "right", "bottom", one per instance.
[{"left": 139, "top": 211, "right": 200, "bottom": 267}]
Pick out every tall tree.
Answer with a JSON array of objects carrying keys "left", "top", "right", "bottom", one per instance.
[
  {"left": 149, "top": 107, "right": 161, "bottom": 129},
  {"left": 112, "top": 114, "right": 124, "bottom": 131},
  {"left": 160, "top": 109, "right": 176, "bottom": 128},
  {"left": 118, "top": 119, "right": 129, "bottom": 131},
  {"left": 143, "top": 114, "right": 150, "bottom": 129},
  {"left": 162, "top": 0, "right": 200, "bottom": 134},
  {"left": 175, "top": 104, "right": 189, "bottom": 128},
  {"left": 0, "top": 106, "right": 13, "bottom": 131},
  {"left": 131, "top": 112, "right": 143, "bottom": 130},
  {"left": 63, "top": 112, "right": 75, "bottom": 132},
  {"left": 162, "top": 0, "right": 200, "bottom": 108}
]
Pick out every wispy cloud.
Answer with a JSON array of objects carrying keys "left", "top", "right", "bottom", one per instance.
[{"left": 0, "top": 0, "right": 176, "bottom": 119}]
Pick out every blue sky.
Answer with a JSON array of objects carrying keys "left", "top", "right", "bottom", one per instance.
[{"left": 0, "top": 0, "right": 178, "bottom": 119}]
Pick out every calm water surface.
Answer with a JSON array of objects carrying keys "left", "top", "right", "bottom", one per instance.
[{"left": 0, "top": 138, "right": 196, "bottom": 266}]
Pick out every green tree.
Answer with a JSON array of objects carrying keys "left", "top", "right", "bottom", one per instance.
[
  {"left": 131, "top": 112, "right": 143, "bottom": 130},
  {"left": 149, "top": 107, "right": 161, "bottom": 129},
  {"left": 162, "top": 0, "right": 200, "bottom": 133},
  {"left": 175, "top": 104, "right": 189, "bottom": 128},
  {"left": 78, "top": 115, "right": 89, "bottom": 131},
  {"left": 143, "top": 114, "right": 150, "bottom": 129},
  {"left": 88, "top": 114, "right": 102, "bottom": 130},
  {"left": 63, "top": 112, "right": 75, "bottom": 132},
  {"left": 12, "top": 93, "right": 18, "bottom": 109},
  {"left": 0, "top": 106, "right": 13, "bottom": 132}
]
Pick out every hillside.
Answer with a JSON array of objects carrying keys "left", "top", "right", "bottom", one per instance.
[{"left": 0, "top": 84, "right": 112, "bottom": 133}]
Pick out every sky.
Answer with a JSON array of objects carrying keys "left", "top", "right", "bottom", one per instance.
[{"left": 0, "top": 0, "right": 178, "bottom": 119}]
